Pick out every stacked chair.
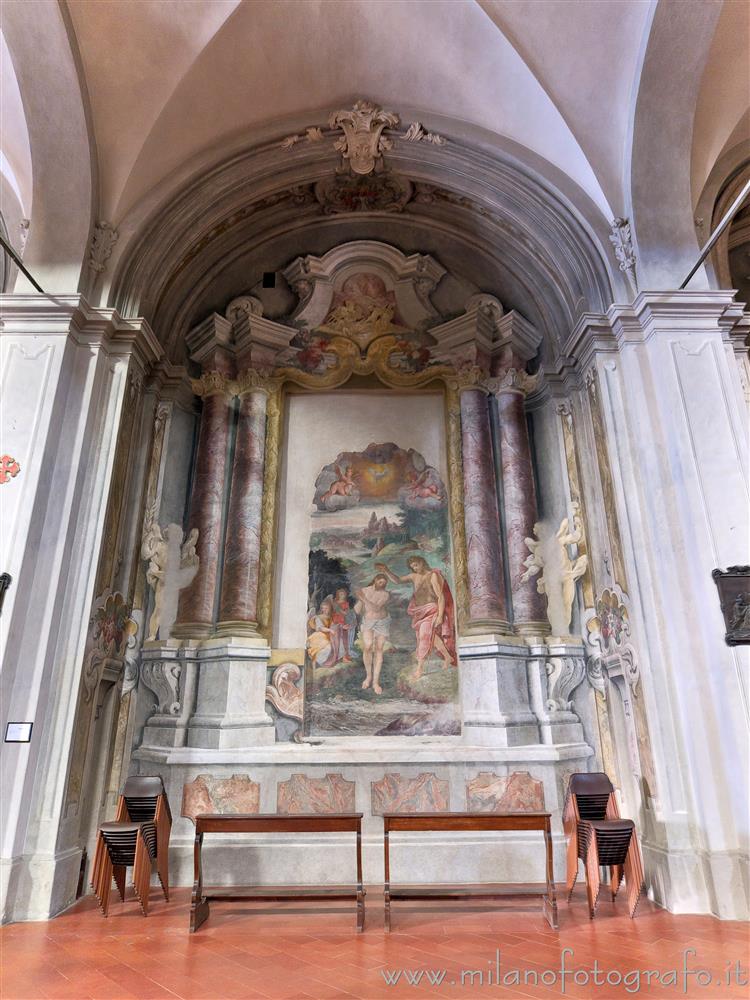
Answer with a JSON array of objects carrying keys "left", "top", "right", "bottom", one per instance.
[
  {"left": 563, "top": 772, "right": 645, "bottom": 919},
  {"left": 91, "top": 775, "right": 172, "bottom": 916}
]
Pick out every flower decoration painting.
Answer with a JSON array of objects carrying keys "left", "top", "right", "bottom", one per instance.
[
  {"left": 92, "top": 592, "right": 138, "bottom": 658},
  {"left": 588, "top": 588, "right": 630, "bottom": 652}
]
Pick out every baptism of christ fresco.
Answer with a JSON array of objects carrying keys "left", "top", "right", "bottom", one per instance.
[{"left": 304, "top": 442, "right": 461, "bottom": 737}]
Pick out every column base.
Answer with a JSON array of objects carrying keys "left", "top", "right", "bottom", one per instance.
[
  {"left": 514, "top": 621, "right": 551, "bottom": 638},
  {"left": 214, "top": 619, "right": 263, "bottom": 638},
  {"left": 170, "top": 621, "right": 214, "bottom": 640},
  {"left": 462, "top": 618, "right": 513, "bottom": 636}
]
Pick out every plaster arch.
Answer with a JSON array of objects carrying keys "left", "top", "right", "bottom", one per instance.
[{"left": 107, "top": 119, "right": 621, "bottom": 368}]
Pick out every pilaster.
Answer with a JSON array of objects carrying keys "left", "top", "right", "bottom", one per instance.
[
  {"left": 569, "top": 290, "right": 749, "bottom": 919},
  {"left": 0, "top": 294, "right": 161, "bottom": 921}
]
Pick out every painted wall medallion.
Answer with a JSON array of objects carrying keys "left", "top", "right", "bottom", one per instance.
[{"left": 0, "top": 455, "right": 21, "bottom": 484}]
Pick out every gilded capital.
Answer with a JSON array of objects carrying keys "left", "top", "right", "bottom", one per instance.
[
  {"left": 190, "top": 370, "right": 233, "bottom": 399},
  {"left": 229, "top": 368, "right": 282, "bottom": 398},
  {"left": 485, "top": 367, "right": 539, "bottom": 397},
  {"left": 446, "top": 365, "right": 489, "bottom": 393}
]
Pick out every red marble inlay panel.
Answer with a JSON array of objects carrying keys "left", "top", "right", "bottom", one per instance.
[
  {"left": 181, "top": 773, "right": 260, "bottom": 823},
  {"left": 371, "top": 771, "right": 450, "bottom": 814},
  {"left": 465, "top": 770, "right": 545, "bottom": 812},
  {"left": 276, "top": 773, "right": 356, "bottom": 814}
]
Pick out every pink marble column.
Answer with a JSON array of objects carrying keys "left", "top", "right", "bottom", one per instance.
[
  {"left": 460, "top": 387, "right": 509, "bottom": 630},
  {"left": 494, "top": 381, "right": 548, "bottom": 634},
  {"left": 217, "top": 387, "right": 268, "bottom": 632},
  {"left": 175, "top": 374, "right": 233, "bottom": 634}
]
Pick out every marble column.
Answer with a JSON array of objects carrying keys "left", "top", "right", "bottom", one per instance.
[
  {"left": 174, "top": 371, "right": 234, "bottom": 635},
  {"left": 493, "top": 371, "right": 548, "bottom": 634},
  {"left": 217, "top": 376, "right": 268, "bottom": 634},
  {"left": 459, "top": 386, "right": 509, "bottom": 631}
]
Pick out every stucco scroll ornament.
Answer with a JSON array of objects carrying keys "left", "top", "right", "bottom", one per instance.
[
  {"left": 521, "top": 505, "right": 588, "bottom": 636},
  {"left": 265, "top": 663, "right": 303, "bottom": 721},
  {"left": 141, "top": 660, "right": 182, "bottom": 716},
  {"left": 82, "top": 592, "right": 138, "bottom": 702},
  {"left": 401, "top": 122, "right": 446, "bottom": 145},
  {"left": 89, "top": 221, "right": 119, "bottom": 274},
  {"left": 584, "top": 588, "right": 639, "bottom": 692},
  {"left": 608, "top": 218, "right": 638, "bottom": 290},
  {"left": 141, "top": 503, "right": 200, "bottom": 640},
  {"left": 545, "top": 655, "right": 586, "bottom": 712}
]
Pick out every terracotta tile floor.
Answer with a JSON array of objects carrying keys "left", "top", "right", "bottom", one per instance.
[{"left": 1, "top": 888, "right": 748, "bottom": 1000}]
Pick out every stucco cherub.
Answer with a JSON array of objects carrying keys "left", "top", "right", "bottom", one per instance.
[
  {"left": 520, "top": 505, "right": 588, "bottom": 636},
  {"left": 141, "top": 504, "right": 200, "bottom": 640},
  {"left": 520, "top": 522, "right": 545, "bottom": 593},
  {"left": 556, "top": 506, "right": 588, "bottom": 634}
]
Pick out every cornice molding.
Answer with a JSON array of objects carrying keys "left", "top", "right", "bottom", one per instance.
[{"left": 0, "top": 293, "right": 161, "bottom": 366}]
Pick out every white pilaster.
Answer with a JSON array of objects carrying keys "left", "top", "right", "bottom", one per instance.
[
  {"left": 0, "top": 295, "right": 161, "bottom": 921},
  {"left": 569, "top": 290, "right": 750, "bottom": 918}
]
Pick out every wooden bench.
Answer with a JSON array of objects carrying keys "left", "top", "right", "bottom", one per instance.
[
  {"left": 190, "top": 812, "right": 365, "bottom": 932},
  {"left": 383, "top": 811, "right": 558, "bottom": 931}
]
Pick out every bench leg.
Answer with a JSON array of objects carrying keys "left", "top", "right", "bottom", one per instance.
[{"left": 190, "top": 897, "right": 210, "bottom": 933}]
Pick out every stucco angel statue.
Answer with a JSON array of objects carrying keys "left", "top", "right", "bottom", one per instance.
[
  {"left": 556, "top": 508, "right": 588, "bottom": 632},
  {"left": 141, "top": 503, "right": 200, "bottom": 640},
  {"left": 521, "top": 504, "right": 588, "bottom": 636}
]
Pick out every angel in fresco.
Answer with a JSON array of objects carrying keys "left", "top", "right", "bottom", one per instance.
[
  {"left": 320, "top": 463, "right": 358, "bottom": 504},
  {"left": 404, "top": 466, "right": 442, "bottom": 502},
  {"left": 376, "top": 556, "right": 457, "bottom": 679}
]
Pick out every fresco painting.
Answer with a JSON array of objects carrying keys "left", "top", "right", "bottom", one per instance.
[{"left": 304, "top": 441, "right": 461, "bottom": 737}]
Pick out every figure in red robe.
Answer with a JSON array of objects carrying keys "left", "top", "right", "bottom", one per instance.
[{"left": 376, "top": 556, "right": 457, "bottom": 679}]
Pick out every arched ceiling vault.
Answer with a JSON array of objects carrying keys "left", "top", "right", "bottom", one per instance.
[{"left": 2, "top": 1, "right": 747, "bottom": 297}]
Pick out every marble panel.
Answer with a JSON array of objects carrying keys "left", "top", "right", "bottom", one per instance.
[
  {"left": 180, "top": 773, "right": 260, "bottom": 823},
  {"left": 465, "top": 770, "right": 545, "bottom": 811},
  {"left": 276, "top": 772, "right": 355, "bottom": 814},
  {"left": 371, "top": 771, "right": 449, "bottom": 814}
]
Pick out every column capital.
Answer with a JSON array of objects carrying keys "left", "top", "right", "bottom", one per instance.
[
  {"left": 446, "top": 365, "right": 489, "bottom": 394},
  {"left": 229, "top": 368, "right": 283, "bottom": 398},
  {"left": 190, "top": 370, "right": 234, "bottom": 400},
  {"left": 484, "top": 367, "right": 540, "bottom": 398}
]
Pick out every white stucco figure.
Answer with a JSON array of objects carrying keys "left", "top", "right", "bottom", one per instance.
[
  {"left": 521, "top": 505, "right": 588, "bottom": 637},
  {"left": 141, "top": 506, "right": 200, "bottom": 640}
]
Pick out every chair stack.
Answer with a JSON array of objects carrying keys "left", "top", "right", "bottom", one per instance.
[
  {"left": 563, "top": 772, "right": 645, "bottom": 919},
  {"left": 91, "top": 775, "right": 172, "bottom": 916}
]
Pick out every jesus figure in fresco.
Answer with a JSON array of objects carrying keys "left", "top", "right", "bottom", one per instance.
[
  {"left": 355, "top": 573, "right": 391, "bottom": 695},
  {"left": 376, "top": 556, "right": 457, "bottom": 679}
]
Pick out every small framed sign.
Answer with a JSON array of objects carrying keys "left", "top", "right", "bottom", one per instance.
[{"left": 5, "top": 722, "right": 32, "bottom": 743}]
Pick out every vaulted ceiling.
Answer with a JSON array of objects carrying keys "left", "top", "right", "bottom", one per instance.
[{"left": 1, "top": 0, "right": 748, "bottom": 302}]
